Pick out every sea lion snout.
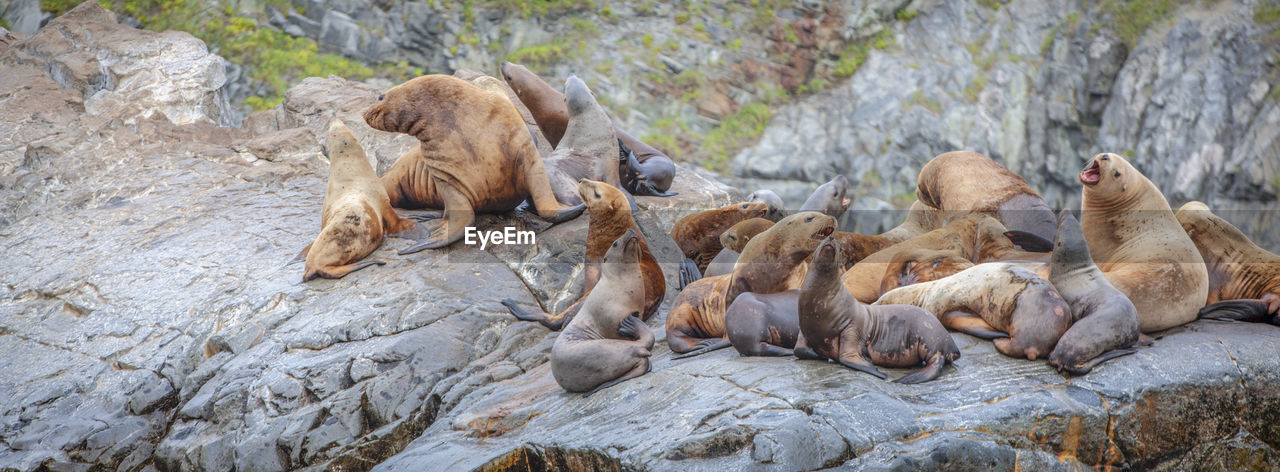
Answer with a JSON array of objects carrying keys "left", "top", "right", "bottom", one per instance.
[
  {"left": 1080, "top": 159, "right": 1101, "bottom": 185},
  {"left": 564, "top": 75, "right": 594, "bottom": 114}
]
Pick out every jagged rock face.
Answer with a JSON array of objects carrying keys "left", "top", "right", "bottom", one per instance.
[{"left": 732, "top": 0, "right": 1280, "bottom": 247}]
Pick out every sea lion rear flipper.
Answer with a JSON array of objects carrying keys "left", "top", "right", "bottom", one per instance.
[
  {"left": 303, "top": 260, "right": 386, "bottom": 282},
  {"left": 582, "top": 359, "right": 649, "bottom": 398},
  {"left": 501, "top": 298, "right": 580, "bottom": 331},
  {"left": 895, "top": 352, "right": 948, "bottom": 384},
  {"left": 749, "top": 343, "right": 795, "bottom": 357},
  {"left": 542, "top": 203, "right": 587, "bottom": 223},
  {"left": 399, "top": 180, "right": 474, "bottom": 254},
  {"left": 940, "top": 311, "right": 1006, "bottom": 339},
  {"left": 671, "top": 339, "right": 732, "bottom": 359},
  {"left": 838, "top": 358, "right": 887, "bottom": 379},
  {"left": 1198, "top": 299, "right": 1271, "bottom": 323},
  {"left": 1063, "top": 349, "right": 1135, "bottom": 375},
  {"left": 289, "top": 243, "right": 313, "bottom": 264},
  {"left": 678, "top": 258, "right": 703, "bottom": 290},
  {"left": 406, "top": 213, "right": 441, "bottom": 221},
  {"left": 1003, "top": 231, "right": 1054, "bottom": 253}
]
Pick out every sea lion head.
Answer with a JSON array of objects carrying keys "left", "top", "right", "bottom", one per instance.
[
  {"left": 564, "top": 75, "right": 596, "bottom": 116},
  {"left": 747, "top": 189, "right": 786, "bottom": 221},
  {"left": 325, "top": 119, "right": 360, "bottom": 162},
  {"left": 720, "top": 218, "right": 774, "bottom": 253},
  {"left": 1050, "top": 209, "right": 1092, "bottom": 270},
  {"left": 802, "top": 175, "right": 851, "bottom": 218},
  {"left": 500, "top": 61, "right": 535, "bottom": 96},
  {"left": 363, "top": 75, "right": 461, "bottom": 142},
  {"left": 1008, "top": 279, "right": 1071, "bottom": 361},
  {"left": 721, "top": 201, "right": 769, "bottom": 220},
  {"left": 773, "top": 211, "right": 837, "bottom": 255},
  {"left": 810, "top": 236, "right": 841, "bottom": 276},
  {"left": 578, "top": 179, "right": 628, "bottom": 216},
  {"left": 603, "top": 228, "right": 642, "bottom": 272},
  {"left": 1079, "top": 152, "right": 1136, "bottom": 196}
]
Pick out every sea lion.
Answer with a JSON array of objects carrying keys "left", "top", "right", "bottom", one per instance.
[
  {"left": 874, "top": 262, "right": 1070, "bottom": 360},
  {"left": 300, "top": 119, "right": 417, "bottom": 281},
  {"left": 842, "top": 214, "right": 1033, "bottom": 303},
  {"left": 540, "top": 75, "right": 623, "bottom": 206},
  {"left": 666, "top": 212, "right": 836, "bottom": 353},
  {"left": 501, "top": 61, "right": 678, "bottom": 196},
  {"left": 502, "top": 180, "right": 665, "bottom": 330},
  {"left": 827, "top": 201, "right": 950, "bottom": 270},
  {"left": 798, "top": 237, "right": 960, "bottom": 383},
  {"left": 671, "top": 201, "right": 768, "bottom": 285},
  {"left": 364, "top": 75, "right": 584, "bottom": 253},
  {"left": 725, "top": 290, "right": 801, "bottom": 357},
  {"left": 799, "top": 175, "right": 852, "bottom": 219},
  {"left": 703, "top": 218, "right": 775, "bottom": 278},
  {"left": 1046, "top": 209, "right": 1140, "bottom": 374},
  {"left": 550, "top": 229, "right": 655, "bottom": 394},
  {"left": 1176, "top": 201, "right": 1280, "bottom": 324},
  {"left": 453, "top": 70, "right": 554, "bottom": 157},
  {"left": 1079, "top": 153, "right": 1209, "bottom": 333},
  {"left": 915, "top": 151, "right": 1057, "bottom": 251},
  {"left": 747, "top": 189, "right": 787, "bottom": 222}
]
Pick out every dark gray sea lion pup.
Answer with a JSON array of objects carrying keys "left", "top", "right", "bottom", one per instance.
[
  {"left": 1046, "top": 209, "right": 1139, "bottom": 374},
  {"left": 672, "top": 289, "right": 800, "bottom": 359},
  {"left": 550, "top": 229, "right": 655, "bottom": 395},
  {"left": 501, "top": 61, "right": 677, "bottom": 196},
  {"left": 747, "top": 189, "right": 787, "bottom": 222},
  {"left": 797, "top": 238, "right": 960, "bottom": 383},
  {"left": 799, "top": 175, "right": 851, "bottom": 219}
]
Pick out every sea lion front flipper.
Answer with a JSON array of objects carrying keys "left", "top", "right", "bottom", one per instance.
[
  {"left": 1061, "top": 349, "right": 1135, "bottom": 375},
  {"left": 1198, "top": 299, "right": 1271, "bottom": 323},
  {"left": 671, "top": 339, "right": 732, "bottom": 359},
  {"left": 940, "top": 311, "right": 1006, "bottom": 339},
  {"left": 542, "top": 203, "right": 587, "bottom": 224},
  {"left": 895, "top": 352, "right": 948, "bottom": 384},
  {"left": 837, "top": 358, "right": 887, "bottom": 379},
  {"left": 749, "top": 343, "right": 795, "bottom": 357},
  {"left": 501, "top": 298, "right": 582, "bottom": 331},
  {"left": 303, "top": 259, "right": 386, "bottom": 282},
  {"left": 793, "top": 334, "right": 824, "bottom": 360},
  {"left": 289, "top": 243, "right": 313, "bottom": 264},
  {"left": 678, "top": 258, "right": 702, "bottom": 290},
  {"left": 617, "top": 312, "right": 644, "bottom": 339},
  {"left": 1003, "top": 231, "right": 1054, "bottom": 253},
  {"left": 582, "top": 358, "right": 650, "bottom": 398},
  {"left": 399, "top": 179, "right": 474, "bottom": 254}
]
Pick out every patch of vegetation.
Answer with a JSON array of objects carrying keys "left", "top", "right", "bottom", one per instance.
[
  {"left": 0, "top": 17, "right": 9, "bottom": 29},
  {"left": 976, "top": 0, "right": 1006, "bottom": 11},
  {"left": 674, "top": 12, "right": 690, "bottom": 24},
  {"left": 963, "top": 73, "right": 987, "bottom": 101},
  {"left": 728, "top": 38, "right": 743, "bottom": 51},
  {"left": 1098, "top": 0, "right": 1176, "bottom": 48},
  {"left": 896, "top": 8, "right": 918, "bottom": 22},
  {"left": 908, "top": 91, "right": 942, "bottom": 114},
  {"left": 701, "top": 103, "right": 773, "bottom": 171},
  {"left": 505, "top": 37, "right": 578, "bottom": 70},
  {"left": 834, "top": 29, "right": 894, "bottom": 77},
  {"left": 482, "top": 0, "right": 597, "bottom": 18},
  {"left": 1257, "top": 4, "right": 1280, "bottom": 42}
]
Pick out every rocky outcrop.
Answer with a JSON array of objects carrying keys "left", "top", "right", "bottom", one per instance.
[{"left": 731, "top": 0, "right": 1280, "bottom": 247}]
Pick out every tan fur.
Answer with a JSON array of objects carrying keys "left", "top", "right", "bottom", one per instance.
[
  {"left": 670, "top": 202, "right": 768, "bottom": 272},
  {"left": 841, "top": 214, "right": 1000, "bottom": 303},
  {"left": 303, "top": 120, "right": 415, "bottom": 281},
  {"left": 1176, "top": 201, "right": 1280, "bottom": 309},
  {"left": 1080, "top": 153, "right": 1208, "bottom": 332}
]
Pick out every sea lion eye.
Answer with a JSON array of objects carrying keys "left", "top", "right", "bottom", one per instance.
[
  {"left": 1101, "top": 156, "right": 1110, "bottom": 161},
  {"left": 1114, "top": 171, "right": 1121, "bottom": 177},
  {"left": 595, "top": 191, "right": 601, "bottom": 198},
  {"left": 805, "top": 216, "right": 814, "bottom": 222},
  {"left": 741, "top": 204, "right": 748, "bottom": 209},
  {"left": 377, "top": 94, "right": 384, "bottom": 101}
]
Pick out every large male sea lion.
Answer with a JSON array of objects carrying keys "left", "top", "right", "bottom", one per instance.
[
  {"left": 550, "top": 229, "right": 655, "bottom": 395},
  {"left": 798, "top": 238, "right": 960, "bottom": 383},
  {"left": 300, "top": 119, "right": 417, "bottom": 281},
  {"left": 666, "top": 212, "right": 835, "bottom": 353},
  {"left": 501, "top": 61, "right": 678, "bottom": 196},
  {"left": 874, "top": 262, "right": 1070, "bottom": 360},
  {"left": 1079, "top": 153, "right": 1208, "bottom": 333},
  {"left": 502, "top": 180, "right": 664, "bottom": 330},
  {"left": 1046, "top": 209, "right": 1140, "bottom": 374},
  {"left": 540, "top": 75, "right": 622, "bottom": 206},
  {"left": 799, "top": 175, "right": 851, "bottom": 219},
  {"left": 364, "top": 74, "right": 584, "bottom": 253},
  {"left": 671, "top": 201, "right": 768, "bottom": 284},
  {"left": 915, "top": 151, "right": 1057, "bottom": 251},
  {"left": 1176, "top": 201, "right": 1280, "bottom": 324}
]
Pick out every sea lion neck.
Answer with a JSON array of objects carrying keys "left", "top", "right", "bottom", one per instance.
[{"left": 1049, "top": 212, "right": 1094, "bottom": 275}]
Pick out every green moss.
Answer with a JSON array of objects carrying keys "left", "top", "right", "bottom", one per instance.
[
  {"left": 896, "top": 8, "right": 918, "bottom": 22},
  {"left": 641, "top": 132, "right": 678, "bottom": 154},
  {"left": 863, "top": 170, "right": 882, "bottom": 186},
  {"left": 963, "top": 74, "right": 987, "bottom": 101},
  {"left": 0, "top": 17, "right": 9, "bottom": 30},
  {"left": 675, "top": 12, "right": 690, "bottom": 24},
  {"left": 701, "top": 103, "right": 772, "bottom": 171},
  {"left": 1040, "top": 24, "right": 1061, "bottom": 55},
  {"left": 1257, "top": 4, "right": 1280, "bottom": 41},
  {"left": 834, "top": 30, "right": 893, "bottom": 78},
  {"left": 909, "top": 91, "right": 942, "bottom": 114},
  {"left": 976, "top": 0, "right": 1006, "bottom": 11},
  {"left": 505, "top": 38, "right": 576, "bottom": 69},
  {"left": 641, "top": 33, "right": 654, "bottom": 48},
  {"left": 39, "top": 0, "right": 80, "bottom": 16},
  {"left": 872, "top": 29, "right": 893, "bottom": 49},
  {"left": 664, "top": 38, "right": 679, "bottom": 51},
  {"left": 729, "top": 38, "right": 742, "bottom": 51},
  {"left": 693, "top": 22, "right": 705, "bottom": 32},
  {"left": 1098, "top": 0, "right": 1176, "bottom": 48},
  {"left": 784, "top": 23, "right": 798, "bottom": 43}
]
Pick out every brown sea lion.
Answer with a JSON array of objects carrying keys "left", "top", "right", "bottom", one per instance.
[
  {"left": 364, "top": 75, "right": 584, "bottom": 253},
  {"left": 550, "top": 229, "right": 655, "bottom": 395},
  {"left": 747, "top": 189, "right": 787, "bottom": 222},
  {"left": 541, "top": 75, "right": 622, "bottom": 206},
  {"left": 841, "top": 214, "right": 1030, "bottom": 303},
  {"left": 798, "top": 237, "right": 960, "bottom": 383},
  {"left": 300, "top": 119, "right": 417, "bottom": 281},
  {"left": 703, "top": 218, "right": 776, "bottom": 278},
  {"left": 1046, "top": 209, "right": 1140, "bottom": 374},
  {"left": 1079, "top": 153, "right": 1209, "bottom": 333},
  {"left": 799, "top": 175, "right": 852, "bottom": 219},
  {"left": 453, "top": 70, "right": 554, "bottom": 157},
  {"left": 502, "top": 180, "right": 664, "bottom": 330},
  {"left": 500, "top": 61, "right": 678, "bottom": 196},
  {"left": 1176, "top": 201, "right": 1280, "bottom": 324},
  {"left": 666, "top": 212, "right": 835, "bottom": 353},
  {"left": 916, "top": 151, "right": 1057, "bottom": 251},
  {"left": 671, "top": 201, "right": 768, "bottom": 286},
  {"left": 874, "top": 262, "right": 1070, "bottom": 360}
]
